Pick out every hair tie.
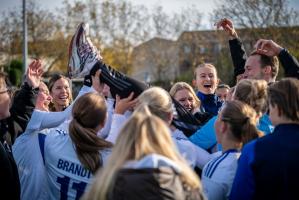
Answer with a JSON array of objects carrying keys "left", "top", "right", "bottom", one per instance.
[
  {"left": 73, "top": 115, "right": 83, "bottom": 125},
  {"left": 243, "top": 117, "right": 249, "bottom": 124}
]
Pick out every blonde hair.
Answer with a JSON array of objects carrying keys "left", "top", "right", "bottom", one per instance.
[
  {"left": 234, "top": 79, "right": 268, "bottom": 116},
  {"left": 137, "top": 87, "right": 173, "bottom": 122},
  {"left": 0, "top": 73, "right": 7, "bottom": 90},
  {"left": 169, "top": 82, "right": 200, "bottom": 109},
  {"left": 83, "top": 105, "right": 201, "bottom": 200},
  {"left": 221, "top": 100, "right": 263, "bottom": 145},
  {"left": 69, "top": 93, "right": 112, "bottom": 173},
  {"left": 194, "top": 63, "right": 218, "bottom": 78}
]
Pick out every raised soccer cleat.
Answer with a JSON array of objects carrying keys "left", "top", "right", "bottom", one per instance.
[{"left": 68, "top": 22, "right": 101, "bottom": 78}]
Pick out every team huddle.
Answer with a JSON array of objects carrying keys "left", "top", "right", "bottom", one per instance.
[{"left": 0, "top": 18, "right": 299, "bottom": 200}]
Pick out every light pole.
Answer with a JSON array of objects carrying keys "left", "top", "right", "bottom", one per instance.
[{"left": 22, "top": 0, "right": 28, "bottom": 75}]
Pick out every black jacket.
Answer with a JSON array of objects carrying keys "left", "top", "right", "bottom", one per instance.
[
  {"left": 0, "top": 82, "right": 38, "bottom": 200},
  {"left": 229, "top": 38, "right": 299, "bottom": 80},
  {"left": 0, "top": 82, "right": 38, "bottom": 145},
  {"left": 0, "top": 141, "right": 20, "bottom": 200},
  {"left": 109, "top": 167, "right": 205, "bottom": 200}
]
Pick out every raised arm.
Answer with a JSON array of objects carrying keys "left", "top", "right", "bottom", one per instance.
[
  {"left": 255, "top": 39, "right": 299, "bottom": 79},
  {"left": 9, "top": 60, "right": 43, "bottom": 142},
  {"left": 216, "top": 18, "right": 247, "bottom": 79},
  {"left": 25, "top": 70, "right": 103, "bottom": 133},
  {"left": 106, "top": 92, "right": 137, "bottom": 144}
]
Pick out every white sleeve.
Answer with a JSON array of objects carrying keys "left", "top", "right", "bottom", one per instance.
[
  {"left": 193, "top": 144, "right": 213, "bottom": 169},
  {"left": 26, "top": 86, "right": 96, "bottom": 132},
  {"left": 202, "top": 178, "right": 227, "bottom": 200},
  {"left": 97, "top": 98, "right": 115, "bottom": 139},
  {"left": 105, "top": 114, "right": 128, "bottom": 144}
]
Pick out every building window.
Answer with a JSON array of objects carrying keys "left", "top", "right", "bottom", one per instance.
[
  {"left": 200, "top": 46, "right": 206, "bottom": 54},
  {"left": 183, "top": 44, "right": 191, "bottom": 54}
]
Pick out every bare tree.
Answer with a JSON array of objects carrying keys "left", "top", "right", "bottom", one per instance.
[
  {"left": 212, "top": 0, "right": 298, "bottom": 28},
  {"left": 57, "top": 0, "right": 89, "bottom": 35},
  {"left": 211, "top": 0, "right": 299, "bottom": 80},
  {"left": 151, "top": 5, "right": 202, "bottom": 39}
]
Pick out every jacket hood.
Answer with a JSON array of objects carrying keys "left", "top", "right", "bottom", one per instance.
[{"left": 123, "top": 153, "right": 182, "bottom": 173}]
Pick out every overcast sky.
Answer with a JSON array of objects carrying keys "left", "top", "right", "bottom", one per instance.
[{"left": 1, "top": 0, "right": 299, "bottom": 29}]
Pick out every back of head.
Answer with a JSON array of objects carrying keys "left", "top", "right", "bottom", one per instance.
[
  {"left": 234, "top": 79, "right": 268, "bottom": 115},
  {"left": 69, "top": 93, "right": 112, "bottom": 173},
  {"left": 221, "top": 100, "right": 262, "bottom": 145},
  {"left": 137, "top": 87, "right": 173, "bottom": 122},
  {"left": 83, "top": 104, "right": 201, "bottom": 200},
  {"left": 268, "top": 78, "right": 299, "bottom": 122}
]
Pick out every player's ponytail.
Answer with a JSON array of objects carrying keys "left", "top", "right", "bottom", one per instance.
[
  {"left": 221, "top": 100, "right": 262, "bottom": 145},
  {"left": 69, "top": 93, "right": 113, "bottom": 173}
]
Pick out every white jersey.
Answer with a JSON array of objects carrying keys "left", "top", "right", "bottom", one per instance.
[
  {"left": 97, "top": 98, "right": 115, "bottom": 139},
  {"left": 39, "top": 123, "right": 111, "bottom": 200},
  {"left": 13, "top": 129, "right": 50, "bottom": 200},
  {"left": 202, "top": 149, "right": 240, "bottom": 200},
  {"left": 13, "top": 85, "right": 108, "bottom": 200},
  {"left": 171, "top": 129, "right": 217, "bottom": 169}
]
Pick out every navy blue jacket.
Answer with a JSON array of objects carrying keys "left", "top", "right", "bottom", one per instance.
[
  {"left": 230, "top": 124, "right": 299, "bottom": 200},
  {"left": 196, "top": 91, "right": 223, "bottom": 116}
]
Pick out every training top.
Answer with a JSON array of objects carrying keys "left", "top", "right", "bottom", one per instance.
[
  {"left": 202, "top": 149, "right": 240, "bottom": 200},
  {"left": 38, "top": 122, "right": 111, "bottom": 200}
]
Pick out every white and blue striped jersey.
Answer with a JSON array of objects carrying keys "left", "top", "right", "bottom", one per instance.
[
  {"left": 202, "top": 149, "right": 240, "bottom": 200},
  {"left": 171, "top": 129, "right": 218, "bottom": 169},
  {"left": 39, "top": 122, "right": 111, "bottom": 200},
  {"left": 13, "top": 85, "right": 111, "bottom": 200},
  {"left": 13, "top": 129, "right": 50, "bottom": 200}
]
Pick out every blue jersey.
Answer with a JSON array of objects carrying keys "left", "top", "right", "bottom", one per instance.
[
  {"left": 230, "top": 124, "right": 299, "bottom": 200},
  {"left": 38, "top": 122, "right": 111, "bottom": 200},
  {"left": 190, "top": 114, "right": 274, "bottom": 152}
]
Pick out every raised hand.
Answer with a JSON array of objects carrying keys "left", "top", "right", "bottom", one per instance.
[
  {"left": 26, "top": 59, "right": 43, "bottom": 88},
  {"left": 254, "top": 39, "right": 283, "bottom": 57},
  {"left": 215, "top": 18, "right": 238, "bottom": 39},
  {"left": 101, "top": 84, "right": 111, "bottom": 98},
  {"left": 91, "top": 69, "right": 103, "bottom": 93},
  {"left": 114, "top": 92, "right": 138, "bottom": 115}
]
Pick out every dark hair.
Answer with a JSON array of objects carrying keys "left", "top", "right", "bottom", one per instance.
[
  {"left": 48, "top": 74, "right": 69, "bottom": 92},
  {"left": 217, "top": 84, "right": 230, "bottom": 90},
  {"left": 69, "top": 93, "right": 113, "bottom": 173},
  {"left": 250, "top": 51, "right": 279, "bottom": 78},
  {"left": 221, "top": 100, "right": 262, "bottom": 145},
  {"left": 48, "top": 73, "right": 73, "bottom": 111},
  {"left": 268, "top": 78, "right": 299, "bottom": 121}
]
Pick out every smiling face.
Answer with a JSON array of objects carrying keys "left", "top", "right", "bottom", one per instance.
[
  {"left": 0, "top": 78, "right": 11, "bottom": 120},
  {"left": 195, "top": 65, "right": 219, "bottom": 94},
  {"left": 50, "top": 78, "right": 71, "bottom": 111},
  {"left": 244, "top": 55, "right": 264, "bottom": 80},
  {"left": 174, "top": 88, "right": 195, "bottom": 113},
  {"left": 36, "top": 82, "right": 52, "bottom": 112},
  {"left": 216, "top": 87, "right": 229, "bottom": 101}
]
